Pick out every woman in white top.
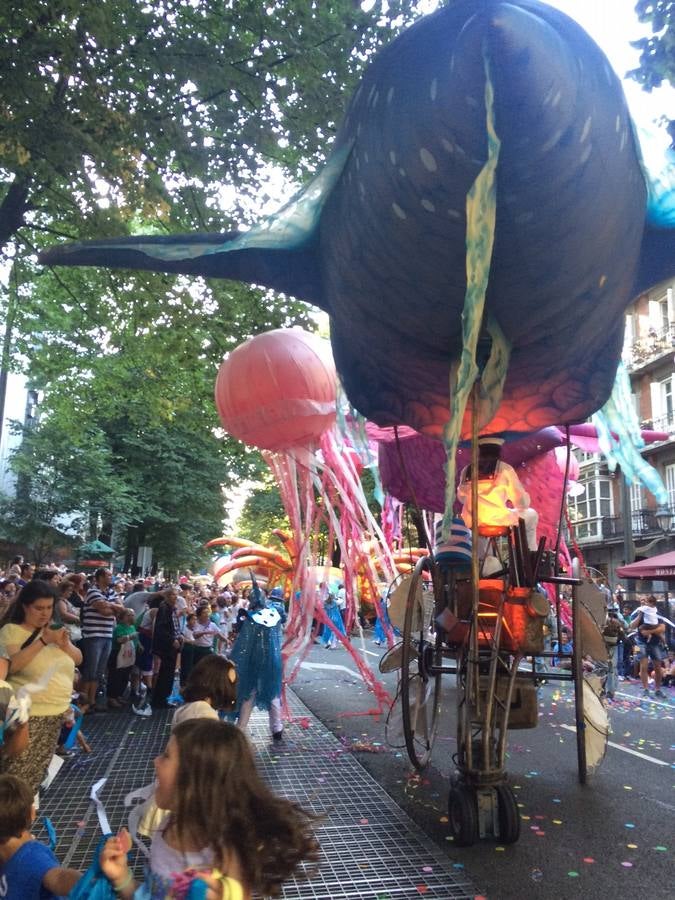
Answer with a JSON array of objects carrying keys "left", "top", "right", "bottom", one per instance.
[{"left": 191, "top": 605, "right": 228, "bottom": 666}]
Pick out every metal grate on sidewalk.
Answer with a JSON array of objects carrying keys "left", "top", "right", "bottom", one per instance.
[{"left": 36, "top": 695, "right": 477, "bottom": 899}]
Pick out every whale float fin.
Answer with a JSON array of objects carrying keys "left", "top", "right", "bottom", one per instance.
[
  {"left": 632, "top": 223, "right": 675, "bottom": 299},
  {"left": 39, "top": 142, "right": 354, "bottom": 310},
  {"left": 40, "top": 231, "right": 325, "bottom": 306}
]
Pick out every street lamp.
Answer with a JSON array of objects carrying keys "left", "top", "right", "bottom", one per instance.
[
  {"left": 655, "top": 506, "right": 672, "bottom": 535},
  {"left": 634, "top": 505, "right": 673, "bottom": 556}
]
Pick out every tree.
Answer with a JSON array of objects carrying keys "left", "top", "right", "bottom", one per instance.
[
  {"left": 0, "top": 416, "right": 140, "bottom": 564},
  {"left": 236, "top": 477, "right": 289, "bottom": 546},
  {"left": 0, "top": 2, "right": 420, "bottom": 567},
  {"left": 630, "top": 1, "right": 675, "bottom": 140},
  {"left": 1, "top": 0, "right": 416, "bottom": 256}
]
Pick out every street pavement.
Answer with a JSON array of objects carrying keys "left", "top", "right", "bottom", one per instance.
[{"left": 291, "top": 637, "right": 675, "bottom": 900}]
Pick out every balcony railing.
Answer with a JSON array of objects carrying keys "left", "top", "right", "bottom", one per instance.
[
  {"left": 650, "top": 412, "right": 675, "bottom": 434},
  {"left": 601, "top": 506, "right": 675, "bottom": 539},
  {"left": 568, "top": 506, "right": 675, "bottom": 544},
  {"left": 624, "top": 325, "right": 675, "bottom": 370}
]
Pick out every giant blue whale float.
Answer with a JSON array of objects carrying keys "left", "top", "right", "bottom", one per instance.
[{"left": 40, "top": 0, "right": 675, "bottom": 438}]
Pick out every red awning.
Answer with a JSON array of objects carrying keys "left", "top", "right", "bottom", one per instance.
[{"left": 616, "top": 551, "right": 675, "bottom": 581}]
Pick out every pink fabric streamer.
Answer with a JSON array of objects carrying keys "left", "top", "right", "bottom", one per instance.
[{"left": 263, "top": 430, "right": 396, "bottom": 722}]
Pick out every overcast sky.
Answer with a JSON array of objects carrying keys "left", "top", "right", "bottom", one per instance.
[{"left": 546, "top": 0, "right": 674, "bottom": 133}]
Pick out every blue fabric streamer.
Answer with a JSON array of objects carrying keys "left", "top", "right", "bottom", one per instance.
[
  {"left": 592, "top": 362, "right": 667, "bottom": 504},
  {"left": 43, "top": 817, "right": 57, "bottom": 851},
  {"left": 635, "top": 123, "right": 675, "bottom": 229}
]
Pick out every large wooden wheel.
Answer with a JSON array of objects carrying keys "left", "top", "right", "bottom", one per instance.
[
  {"left": 401, "top": 555, "right": 443, "bottom": 769},
  {"left": 572, "top": 584, "right": 588, "bottom": 784}
]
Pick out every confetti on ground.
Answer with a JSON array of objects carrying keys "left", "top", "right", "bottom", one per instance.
[
  {"left": 568, "top": 871, "right": 579, "bottom": 877},
  {"left": 621, "top": 861, "right": 634, "bottom": 868},
  {"left": 583, "top": 857, "right": 595, "bottom": 864}
]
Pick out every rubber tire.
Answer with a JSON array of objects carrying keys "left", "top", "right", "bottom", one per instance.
[
  {"left": 401, "top": 555, "right": 442, "bottom": 770},
  {"left": 448, "top": 784, "right": 479, "bottom": 847},
  {"left": 495, "top": 784, "right": 521, "bottom": 844}
]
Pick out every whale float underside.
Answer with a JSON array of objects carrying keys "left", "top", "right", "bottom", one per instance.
[{"left": 40, "top": 0, "right": 675, "bottom": 437}]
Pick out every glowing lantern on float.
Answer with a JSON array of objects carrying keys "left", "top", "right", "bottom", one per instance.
[{"left": 214, "top": 328, "right": 336, "bottom": 451}]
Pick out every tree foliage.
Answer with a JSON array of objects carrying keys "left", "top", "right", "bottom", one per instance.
[
  {"left": 630, "top": 0, "right": 675, "bottom": 139},
  {"left": 0, "top": 417, "right": 139, "bottom": 564},
  {"left": 236, "top": 477, "right": 289, "bottom": 546},
  {"left": 0, "top": 1, "right": 418, "bottom": 570},
  {"left": 0, "top": 0, "right": 415, "bottom": 254}
]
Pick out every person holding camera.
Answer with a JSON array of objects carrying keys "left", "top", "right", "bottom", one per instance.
[{"left": 0, "top": 580, "right": 82, "bottom": 796}]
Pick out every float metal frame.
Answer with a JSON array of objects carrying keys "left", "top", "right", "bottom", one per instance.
[{"left": 399, "top": 385, "right": 588, "bottom": 846}]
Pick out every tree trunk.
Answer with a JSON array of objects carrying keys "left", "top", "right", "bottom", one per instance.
[{"left": 0, "top": 179, "right": 30, "bottom": 251}]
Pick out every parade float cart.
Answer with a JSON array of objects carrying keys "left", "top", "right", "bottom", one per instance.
[{"left": 387, "top": 389, "right": 608, "bottom": 847}]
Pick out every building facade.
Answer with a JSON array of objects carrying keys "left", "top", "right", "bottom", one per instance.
[{"left": 567, "top": 276, "right": 675, "bottom": 591}]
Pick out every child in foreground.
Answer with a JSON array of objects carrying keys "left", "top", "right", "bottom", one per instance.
[
  {"left": 137, "top": 654, "right": 238, "bottom": 838},
  {"left": 101, "top": 718, "right": 320, "bottom": 899},
  {"left": 0, "top": 773, "right": 81, "bottom": 898}
]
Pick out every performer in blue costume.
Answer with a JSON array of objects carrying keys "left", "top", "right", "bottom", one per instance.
[
  {"left": 373, "top": 594, "right": 400, "bottom": 646},
  {"left": 321, "top": 593, "right": 346, "bottom": 649},
  {"left": 230, "top": 579, "right": 286, "bottom": 740}
]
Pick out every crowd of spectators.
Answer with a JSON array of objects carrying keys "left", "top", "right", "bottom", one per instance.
[{"left": 0, "top": 555, "right": 317, "bottom": 899}]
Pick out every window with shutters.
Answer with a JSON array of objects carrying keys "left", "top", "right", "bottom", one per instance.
[
  {"left": 650, "top": 376, "right": 675, "bottom": 432},
  {"left": 568, "top": 477, "right": 613, "bottom": 541},
  {"left": 629, "top": 481, "right": 644, "bottom": 532},
  {"left": 666, "top": 464, "right": 675, "bottom": 510}
]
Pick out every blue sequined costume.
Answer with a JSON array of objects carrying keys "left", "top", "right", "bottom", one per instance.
[
  {"left": 373, "top": 600, "right": 400, "bottom": 644},
  {"left": 230, "top": 584, "right": 286, "bottom": 714},
  {"left": 320, "top": 597, "right": 346, "bottom": 646}
]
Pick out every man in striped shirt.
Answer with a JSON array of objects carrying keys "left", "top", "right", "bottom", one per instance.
[{"left": 80, "top": 568, "right": 123, "bottom": 711}]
